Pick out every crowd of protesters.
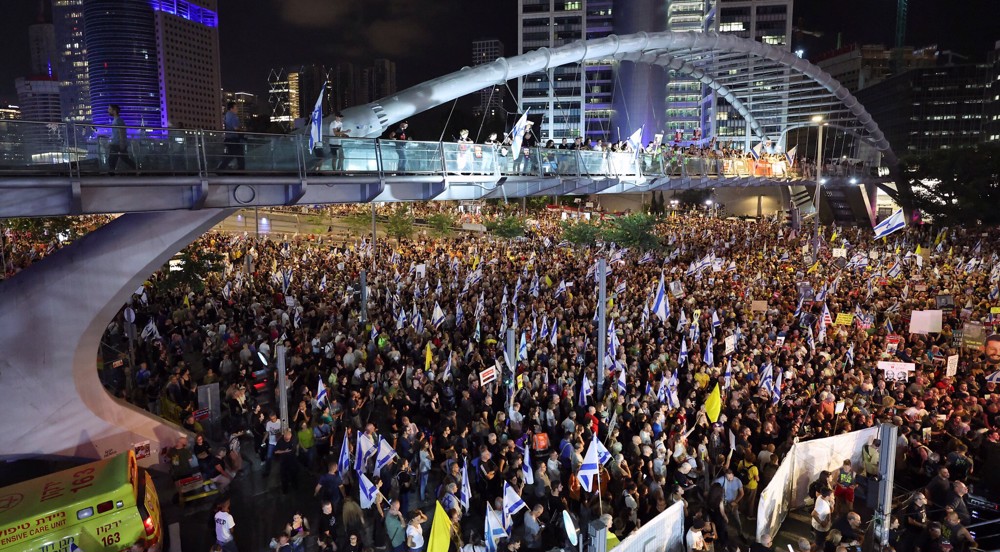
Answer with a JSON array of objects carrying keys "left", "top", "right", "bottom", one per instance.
[{"left": 98, "top": 205, "right": 1000, "bottom": 552}]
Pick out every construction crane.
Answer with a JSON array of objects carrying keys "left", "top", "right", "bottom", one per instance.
[{"left": 895, "top": 0, "right": 908, "bottom": 48}]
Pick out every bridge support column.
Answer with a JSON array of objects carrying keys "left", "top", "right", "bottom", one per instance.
[{"left": 0, "top": 209, "right": 233, "bottom": 467}]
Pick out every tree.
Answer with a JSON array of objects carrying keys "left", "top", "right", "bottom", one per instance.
[
  {"left": 560, "top": 220, "right": 601, "bottom": 247},
  {"left": 427, "top": 213, "right": 456, "bottom": 237},
  {"left": 601, "top": 213, "right": 660, "bottom": 251},
  {"left": 898, "top": 143, "right": 1000, "bottom": 225},
  {"left": 5, "top": 217, "right": 83, "bottom": 242},
  {"left": 386, "top": 207, "right": 415, "bottom": 241},
  {"left": 159, "top": 246, "right": 224, "bottom": 293},
  {"left": 343, "top": 211, "right": 371, "bottom": 236},
  {"left": 486, "top": 216, "right": 525, "bottom": 238}
]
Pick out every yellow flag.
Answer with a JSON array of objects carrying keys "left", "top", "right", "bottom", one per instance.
[
  {"left": 807, "top": 261, "right": 819, "bottom": 274},
  {"left": 427, "top": 501, "right": 453, "bottom": 552},
  {"left": 704, "top": 383, "right": 722, "bottom": 423},
  {"left": 829, "top": 231, "right": 837, "bottom": 243},
  {"left": 425, "top": 343, "right": 433, "bottom": 371},
  {"left": 544, "top": 275, "right": 553, "bottom": 287},
  {"left": 183, "top": 295, "right": 190, "bottom": 308},
  {"left": 915, "top": 245, "right": 922, "bottom": 255},
  {"left": 472, "top": 256, "right": 480, "bottom": 270}
]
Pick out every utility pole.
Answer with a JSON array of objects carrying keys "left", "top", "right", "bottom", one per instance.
[
  {"left": 506, "top": 328, "right": 516, "bottom": 411},
  {"left": 596, "top": 258, "right": 607, "bottom": 398},
  {"left": 873, "top": 423, "right": 898, "bottom": 551},
  {"left": 276, "top": 345, "right": 289, "bottom": 431},
  {"left": 371, "top": 203, "right": 377, "bottom": 272},
  {"left": 812, "top": 116, "right": 825, "bottom": 233}
]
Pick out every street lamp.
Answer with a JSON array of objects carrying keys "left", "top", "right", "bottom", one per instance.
[{"left": 811, "top": 115, "right": 826, "bottom": 233}]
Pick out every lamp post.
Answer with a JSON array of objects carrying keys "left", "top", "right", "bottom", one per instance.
[{"left": 811, "top": 115, "right": 825, "bottom": 235}]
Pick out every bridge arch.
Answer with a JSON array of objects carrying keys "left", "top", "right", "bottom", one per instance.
[{"left": 340, "top": 30, "right": 896, "bottom": 165}]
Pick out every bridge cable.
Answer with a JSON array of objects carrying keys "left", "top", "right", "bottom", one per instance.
[
  {"left": 614, "top": 61, "right": 633, "bottom": 142},
  {"left": 474, "top": 85, "right": 498, "bottom": 143},
  {"left": 438, "top": 98, "right": 460, "bottom": 143}
]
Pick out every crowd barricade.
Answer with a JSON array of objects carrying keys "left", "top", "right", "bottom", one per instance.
[
  {"left": 611, "top": 501, "right": 685, "bottom": 552},
  {"left": 756, "top": 426, "right": 879, "bottom": 541}
]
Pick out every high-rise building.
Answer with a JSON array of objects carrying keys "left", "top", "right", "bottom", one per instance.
[
  {"left": 986, "top": 41, "right": 1000, "bottom": 144},
  {"left": 856, "top": 60, "right": 992, "bottom": 153},
  {"left": 472, "top": 39, "right": 507, "bottom": 116},
  {"left": 152, "top": 0, "right": 222, "bottom": 130},
  {"left": 28, "top": 14, "right": 57, "bottom": 79},
  {"left": 815, "top": 44, "right": 938, "bottom": 93},
  {"left": 15, "top": 77, "right": 62, "bottom": 160},
  {"left": 712, "top": 0, "right": 793, "bottom": 144},
  {"left": 327, "top": 62, "right": 357, "bottom": 112},
  {"left": 52, "top": 0, "right": 90, "bottom": 123},
  {"left": 516, "top": 0, "right": 791, "bottom": 144},
  {"left": 268, "top": 64, "right": 327, "bottom": 130},
  {"left": 367, "top": 59, "right": 397, "bottom": 102},
  {"left": 84, "top": 0, "right": 221, "bottom": 130}
]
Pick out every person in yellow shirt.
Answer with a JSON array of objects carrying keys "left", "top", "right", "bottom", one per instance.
[
  {"left": 694, "top": 370, "right": 710, "bottom": 390},
  {"left": 737, "top": 451, "right": 760, "bottom": 519}
]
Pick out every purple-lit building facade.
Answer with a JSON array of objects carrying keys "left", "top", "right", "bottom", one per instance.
[{"left": 84, "top": 0, "right": 221, "bottom": 130}]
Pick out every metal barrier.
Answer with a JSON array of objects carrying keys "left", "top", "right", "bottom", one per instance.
[{"left": 0, "top": 120, "right": 879, "bottom": 181}]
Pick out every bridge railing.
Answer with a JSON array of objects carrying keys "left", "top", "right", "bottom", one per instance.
[{"left": 0, "top": 120, "right": 884, "bottom": 181}]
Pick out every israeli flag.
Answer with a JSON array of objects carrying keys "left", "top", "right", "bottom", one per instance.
[
  {"left": 518, "top": 331, "right": 528, "bottom": 362},
  {"left": 639, "top": 251, "right": 654, "bottom": 264},
  {"left": 614, "top": 279, "right": 626, "bottom": 296},
  {"left": 455, "top": 301, "right": 465, "bottom": 326},
  {"left": 785, "top": 145, "right": 797, "bottom": 166},
  {"left": 374, "top": 437, "right": 397, "bottom": 472},
  {"left": 539, "top": 316, "right": 549, "bottom": 341},
  {"left": 474, "top": 292, "right": 485, "bottom": 320},
  {"left": 432, "top": 302, "right": 446, "bottom": 329},
  {"left": 474, "top": 320, "right": 481, "bottom": 342},
  {"left": 676, "top": 309, "right": 688, "bottom": 332},
  {"left": 678, "top": 339, "right": 688, "bottom": 365},
  {"left": 794, "top": 298, "right": 803, "bottom": 318},
  {"left": 724, "top": 360, "right": 733, "bottom": 391},
  {"left": 595, "top": 437, "right": 613, "bottom": 466},
  {"left": 317, "top": 377, "right": 328, "bottom": 406},
  {"left": 309, "top": 81, "right": 326, "bottom": 150},
  {"left": 666, "top": 371, "right": 680, "bottom": 410},
  {"left": 412, "top": 305, "right": 424, "bottom": 334},
  {"left": 549, "top": 318, "right": 558, "bottom": 347},
  {"left": 503, "top": 481, "right": 526, "bottom": 522},
  {"left": 750, "top": 142, "right": 763, "bottom": 160},
  {"left": 652, "top": 272, "right": 670, "bottom": 322},
  {"left": 711, "top": 310, "right": 721, "bottom": 331},
  {"left": 846, "top": 343, "right": 855, "bottom": 366},
  {"left": 371, "top": 325, "right": 379, "bottom": 341},
  {"left": 485, "top": 504, "right": 509, "bottom": 552},
  {"left": 521, "top": 441, "right": 534, "bottom": 485},
  {"left": 435, "top": 278, "right": 443, "bottom": 296},
  {"left": 359, "top": 473, "right": 380, "bottom": 509},
  {"left": 577, "top": 435, "right": 601, "bottom": 492},
  {"left": 530, "top": 273, "right": 540, "bottom": 297},
  {"left": 510, "top": 110, "right": 531, "bottom": 160},
  {"left": 355, "top": 433, "right": 376, "bottom": 474},
  {"left": 873, "top": 209, "right": 906, "bottom": 240},
  {"left": 222, "top": 281, "right": 232, "bottom": 300},
  {"left": 554, "top": 279, "right": 567, "bottom": 299},
  {"left": 626, "top": 126, "right": 644, "bottom": 155},
  {"left": 338, "top": 432, "right": 352, "bottom": 473},
  {"left": 987, "top": 370, "right": 1000, "bottom": 384},
  {"left": 578, "top": 374, "right": 592, "bottom": 406},
  {"left": 514, "top": 277, "right": 523, "bottom": 299},
  {"left": 771, "top": 370, "right": 783, "bottom": 405},
  {"left": 617, "top": 367, "right": 627, "bottom": 395},
  {"left": 459, "top": 461, "right": 473, "bottom": 511}
]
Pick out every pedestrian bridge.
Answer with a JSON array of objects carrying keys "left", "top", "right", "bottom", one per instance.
[{"left": 0, "top": 121, "right": 878, "bottom": 218}]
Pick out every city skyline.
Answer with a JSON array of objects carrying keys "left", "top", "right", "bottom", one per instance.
[{"left": 0, "top": 0, "right": 996, "bottom": 107}]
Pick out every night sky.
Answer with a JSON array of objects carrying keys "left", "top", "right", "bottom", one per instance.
[{"left": 0, "top": 0, "right": 996, "bottom": 107}]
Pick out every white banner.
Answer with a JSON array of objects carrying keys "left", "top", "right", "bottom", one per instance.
[
  {"left": 613, "top": 501, "right": 684, "bottom": 552},
  {"left": 909, "top": 309, "right": 943, "bottom": 334},
  {"left": 878, "top": 361, "right": 915, "bottom": 382},
  {"left": 756, "top": 427, "right": 879, "bottom": 541}
]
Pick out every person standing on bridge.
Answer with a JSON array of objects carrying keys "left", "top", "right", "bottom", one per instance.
[
  {"left": 328, "top": 112, "right": 350, "bottom": 171},
  {"left": 393, "top": 121, "right": 411, "bottom": 172},
  {"left": 107, "top": 104, "right": 137, "bottom": 175},
  {"left": 217, "top": 101, "right": 246, "bottom": 171}
]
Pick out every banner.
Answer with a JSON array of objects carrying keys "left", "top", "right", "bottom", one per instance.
[
  {"left": 878, "top": 361, "right": 915, "bottom": 382},
  {"left": 613, "top": 501, "right": 684, "bottom": 552},
  {"left": 479, "top": 365, "right": 498, "bottom": 386},
  {"left": 909, "top": 310, "right": 943, "bottom": 334},
  {"left": 756, "top": 427, "right": 879, "bottom": 541},
  {"left": 835, "top": 313, "right": 854, "bottom": 326}
]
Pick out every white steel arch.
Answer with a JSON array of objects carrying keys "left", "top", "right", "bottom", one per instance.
[{"left": 340, "top": 30, "right": 896, "bottom": 164}]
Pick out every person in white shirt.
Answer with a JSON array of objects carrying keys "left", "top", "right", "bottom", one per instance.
[
  {"left": 686, "top": 519, "right": 708, "bottom": 552},
  {"left": 328, "top": 112, "right": 350, "bottom": 171},
  {"left": 811, "top": 487, "right": 834, "bottom": 549},
  {"left": 406, "top": 510, "right": 427, "bottom": 552},
  {"left": 214, "top": 498, "right": 238, "bottom": 552}
]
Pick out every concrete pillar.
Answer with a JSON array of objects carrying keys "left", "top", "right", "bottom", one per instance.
[{"left": 0, "top": 209, "right": 233, "bottom": 468}]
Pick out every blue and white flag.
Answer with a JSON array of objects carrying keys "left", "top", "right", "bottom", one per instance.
[
  {"left": 724, "top": 360, "right": 733, "bottom": 392},
  {"left": 578, "top": 374, "right": 593, "bottom": 406},
  {"left": 355, "top": 433, "right": 376, "bottom": 474},
  {"left": 412, "top": 304, "right": 424, "bottom": 334},
  {"left": 455, "top": 301, "right": 465, "bottom": 326},
  {"left": 309, "top": 81, "right": 327, "bottom": 150},
  {"left": 596, "top": 437, "right": 613, "bottom": 466},
  {"left": 521, "top": 441, "right": 534, "bottom": 485},
  {"left": 759, "top": 362, "right": 774, "bottom": 392},
  {"left": 626, "top": 126, "right": 644, "bottom": 155},
  {"left": 518, "top": 331, "right": 528, "bottom": 362},
  {"left": 317, "top": 377, "right": 328, "bottom": 406},
  {"left": 785, "top": 145, "right": 797, "bottom": 166},
  {"left": 676, "top": 309, "right": 688, "bottom": 332},
  {"left": 510, "top": 110, "right": 531, "bottom": 160},
  {"left": 432, "top": 302, "right": 446, "bottom": 329},
  {"left": 502, "top": 481, "right": 526, "bottom": 525},
  {"left": 374, "top": 437, "right": 397, "bottom": 473},
  {"left": 338, "top": 431, "right": 352, "bottom": 473},
  {"left": 617, "top": 367, "right": 627, "bottom": 395},
  {"left": 539, "top": 316, "right": 549, "bottom": 341},
  {"left": 652, "top": 271, "right": 670, "bottom": 322},
  {"left": 846, "top": 343, "right": 855, "bottom": 366},
  {"left": 554, "top": 279, "right": 567, "bottom": 299},
  {"left": 459, "top": 461, "right": 473, "bottom": 511},
  {"left": 614, "top": 279, "right": 626, "bottom": 296},
  {"left": 750, "top": 142, "right": 763, "bottom": 161},
  {"left": 514, "top": 277, "right": 523, "bottom": 300},
  {"left": 577, "top": 434, "right": 602, "bottom": 493},
  {"left": 703, "top": 334, "right": 714, "bottom": 367},
  {"left": 711, "top": 310, "right": 721, "bottom": 331},
  {"left": 873, "top": 209, "right": 906, "bottom": 240},
  {"left": 359, "top": 473, "right": 380, "bottom": 509},
  {"left": 485, "top": 503, "right": 508, "bottom": 552},
  {"left": 639, "top": 251, "right": 654, "bottom": 265},
  {"left": 771, "top": 370, "right": 783, "bottom": 405},
  {"left": 678, "top": 338, "right": 688, "bottom": 365},
  {"left": 474, "top": 320, "right": 481, "bottom": 342},
  {"left": 987, "top": 370, "right": 1000, "bottom": 384},
  {"left": 530, "top": 273, "right": 540, "bottom": 297},
  {"left": 665, "top": 371, "right": 680, "bottom": 410},
  {"left": 549, "top": 318, "right": 558, "bottom": 347}
]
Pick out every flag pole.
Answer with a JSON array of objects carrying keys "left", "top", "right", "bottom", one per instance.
[{"left": 596, "top": 258, "right": 607, "bottom": 399}]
